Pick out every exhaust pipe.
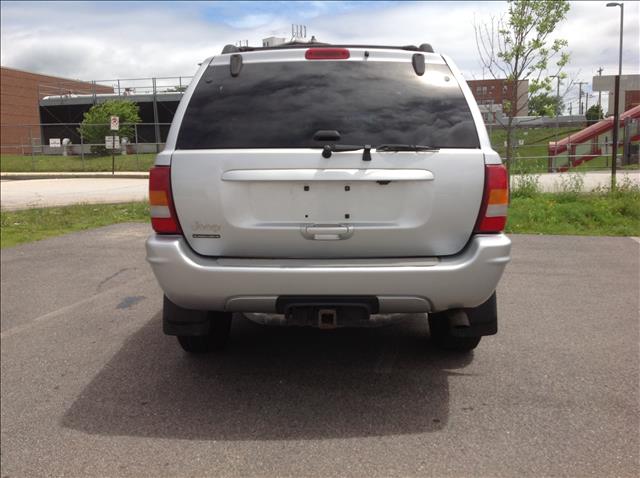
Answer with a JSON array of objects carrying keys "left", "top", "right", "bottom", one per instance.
[
  {"left": 448, "top": 309, "right": 470, "bottom": 328},
  {"left": 318, "top": 308, "right": 338, "bottom": 329}
]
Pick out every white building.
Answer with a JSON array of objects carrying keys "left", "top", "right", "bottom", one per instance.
[
  {"left": 262, "top": 37, "right": 287, "bottom": 47},
  {"left": 592, "top": 74, "right": 640, "bottom": 115}
]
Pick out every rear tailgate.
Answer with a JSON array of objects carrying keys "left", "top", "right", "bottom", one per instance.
[
  {"left": 171, "top": 149, "right": 483, "bottom": 258},
  {"left": 169, "top": 47, "right": 486, "bottom": 258}
]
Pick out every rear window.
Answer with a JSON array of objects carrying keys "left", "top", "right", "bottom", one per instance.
[{"left": 177, "top": 59, "right": 480, "bottom": 149}]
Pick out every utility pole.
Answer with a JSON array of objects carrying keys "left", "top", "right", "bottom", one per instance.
[
  {"left": 585, "top": 93, "right": 589, "bottom": 113},
  {"left": 577, "top": 82, "right": 588, "bottom": 115},
  {"left": 597, "top": 67, "right": 604, "bottom": 108},
  {"left": 569, "top": 103, "right": 572, "bottom": 115}
]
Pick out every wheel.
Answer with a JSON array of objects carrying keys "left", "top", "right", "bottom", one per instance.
[
  {"left": 428, "top": 313, "right": 481, "bottom": 352},
  {"left": 177, "top": 311, "right": 232, "bottom": 354}
]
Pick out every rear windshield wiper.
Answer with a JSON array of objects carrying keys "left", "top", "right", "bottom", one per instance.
[
  {"left": 322, "top": 144, "right": 372, "bottom": 161},
  {"left": 376, "top": 144, "right": 439, "bottom": 152},
  {"left": 320, "top": 143, "right": 438, "bottom": 160}
]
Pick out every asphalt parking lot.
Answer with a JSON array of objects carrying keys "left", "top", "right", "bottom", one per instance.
[{"left": 1, "top": 224, "right": 638, "bottom": 477}]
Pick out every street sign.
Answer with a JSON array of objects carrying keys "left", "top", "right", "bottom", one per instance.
[
  {"left": 105, "top": 136, "right": 120, "bottom": 149},
  {"left": 49, "top": 138, "right": 61, "bottom": 148},
  {"left": 110, "top": 115, "right": 120, "bottom": 131}
]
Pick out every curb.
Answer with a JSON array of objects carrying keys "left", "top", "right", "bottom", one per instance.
[{"left": 1, "top": 172, "right": 149, "bottom": 180}]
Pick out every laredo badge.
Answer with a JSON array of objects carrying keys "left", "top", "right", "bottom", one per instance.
[{"left": 192, "top": 221, "right": 221, "bottom": 239}]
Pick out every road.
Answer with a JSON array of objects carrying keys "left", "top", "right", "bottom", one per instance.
[
  {"left": 1, "top": 225, "right": 638, "bottom": 477},
  {"left": 1, "top": 170, "right": 639, "bottom": 211},
  {"left": 0, "top": 178, "right": 147, "bottom": 211}
]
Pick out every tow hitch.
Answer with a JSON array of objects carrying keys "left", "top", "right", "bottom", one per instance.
[
  {"left": 276, "top": 296, "right": 379, "bottom": 328},
  {"left": 318, "top": 309, "right": 338, "bottom": 329}
]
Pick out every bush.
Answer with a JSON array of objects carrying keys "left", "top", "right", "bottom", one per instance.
[
  {"left": 511, "top": 173, "right": 541, "bottom": 198},
  {"left": 555, "top": 172, "right": 585, "bottom": 198},
  {"left": 77, "top": 100, "right": 141, "bottom": 154}
]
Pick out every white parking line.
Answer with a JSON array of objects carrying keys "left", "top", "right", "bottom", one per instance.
[{"left": 630, "top": 237, "right": 640, "bottom": 244}]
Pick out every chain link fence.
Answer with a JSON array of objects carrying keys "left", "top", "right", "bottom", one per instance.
[
  {"left": 0, "top": 122, "right": 173, "bottom": 172},
  {"left": 489, "top": 118, "right": 639, "bottom": 173},
  {"left": 1, "top": 120, "right": 638, "bottom": 173}
]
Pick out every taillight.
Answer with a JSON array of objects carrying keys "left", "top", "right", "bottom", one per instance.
[
  {"left": 474, "top": 164, "right": 509, "bottom": 233},
  {"left": 149, "top": 166, "right": 182, "bottom": 234},
  {"left": 305, "top": 48, "right": 350, "bottom": 60}
]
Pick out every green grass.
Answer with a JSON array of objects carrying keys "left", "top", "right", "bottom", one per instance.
[
  {"left": 0, "top": 153, "right": 155, "bottom": 172},
  {"left": 573, "top": 154, "right": 639, "bottom": 171},
  {"left": 507, "top": 185, "right": 640, "bottom": 236},
  {"left": 0, "top": 202, "right": 149, "bottom": 248},
  {"left": 2, "top": 187, "right": 639, "bottom": 249}
]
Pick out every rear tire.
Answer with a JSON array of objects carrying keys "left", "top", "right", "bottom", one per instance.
[
  {"left": 428, "top": 313, "right": 481, "bottom": 352},
  {"left": 177, "top": 311, "right": 232, "bottom": 354}
]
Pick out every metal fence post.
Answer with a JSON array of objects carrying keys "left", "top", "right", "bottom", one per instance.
[
  {"left": 28, "top": 126, "right": 35, "bottom": 171},
  {"left": 134, "top": 123, "right": 139, "bottom": 167},
  {"left": 152, "top": 78, "right": 161, "bottom": 153},
  {"left": 80, "top": 129, "right": 85, "bottom": 171},
  {"left": 134, "top": 123, "right": 139, "bottom": 169},
  {"left": 622, "top": 119, "right": 631, "bottom": 166}
]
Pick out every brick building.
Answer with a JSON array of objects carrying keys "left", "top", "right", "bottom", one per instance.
[
  {"left": 467, "top": 78, "right": 529, "bottom": 119},
  {"left": 1, "top": 66, "right": 112, "bottom": 154}
]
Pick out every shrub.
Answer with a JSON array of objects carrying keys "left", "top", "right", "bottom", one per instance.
[
  {"left": 511, "top": 173, "right": 541, "bottom": 198},
  {"left": 555, "top": 172, "right": 585, "bottom": 198},
  {"left": 77, "top": 100, "right": 141, "bottom": 155}
]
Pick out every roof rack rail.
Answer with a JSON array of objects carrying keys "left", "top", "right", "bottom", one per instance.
[
  {"left": 221, "top": 44, "right": 240, "bottom": 54},
  {"left": 219, "top": 43, "right": 436, "bottom": 54},
  {"left": 419, "top": 43, "right": 434, "bottom": 53}
]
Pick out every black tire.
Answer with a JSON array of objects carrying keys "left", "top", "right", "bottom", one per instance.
[
  {"left": 177, "top": 311, "right": 232, "bottom": 354},
  {"left": 428, "top": 313, "right": 481, "bottom": 352}
]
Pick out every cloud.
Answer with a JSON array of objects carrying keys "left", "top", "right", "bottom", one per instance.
[
  {"left": 1, "top": 0, "right": 638, "bottom": 103},
  {"left": 1, "top": 1, "right": 236, "bottom": 78},
  {"left": 226, "top": 13, "right": 277, "bottom": 29}
]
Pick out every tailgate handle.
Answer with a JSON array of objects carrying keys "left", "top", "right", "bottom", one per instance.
[{"left": 301, "top": 224, "right": 354, "bottom": 241}]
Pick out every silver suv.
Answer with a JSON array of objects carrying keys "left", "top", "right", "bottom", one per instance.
[{"left": 146, "top": 42, "right": 511, "bottom": 354}]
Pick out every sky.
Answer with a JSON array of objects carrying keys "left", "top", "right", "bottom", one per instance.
[{"left": 1, "top": 0, "right": 638, "bottom": 112}]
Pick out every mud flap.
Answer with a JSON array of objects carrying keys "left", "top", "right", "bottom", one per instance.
[
  {"left": 162, "top": 295, "right": 211, "bottom": 336},
  {"left": 450, "top": 292, "right": 498, "bottom": 338}
]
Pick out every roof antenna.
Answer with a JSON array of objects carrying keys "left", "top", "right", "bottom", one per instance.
[{"left": 291, "top": 24, "right": 307, "bottom": 42}]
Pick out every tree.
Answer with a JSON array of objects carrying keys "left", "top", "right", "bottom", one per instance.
[
  {"left": 585, "top": 104, "right": 604, "bottom": 125},
  {"left": 78, "top": 99, "right": 141, "bottom": 154},
  {"left": 528, "top": 91, "right": 564, "bottom": 117},
  {"left": 475, "top": 0, "right": 571, "bottom": 170}
]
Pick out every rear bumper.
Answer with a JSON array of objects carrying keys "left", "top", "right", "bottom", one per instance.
[{"left": 146, "top": 234, "right": 511, "bottom": 313}]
